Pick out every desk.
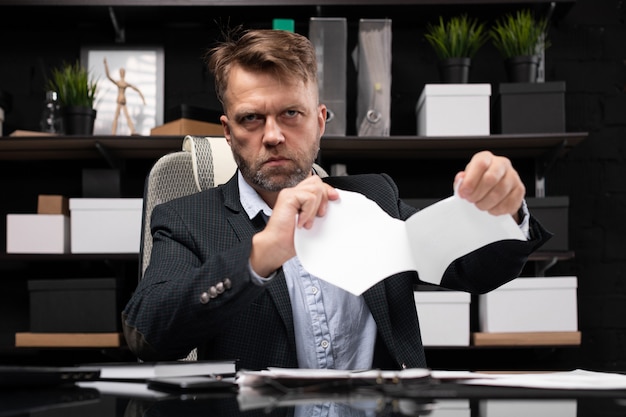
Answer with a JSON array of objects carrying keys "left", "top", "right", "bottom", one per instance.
[{"left": 2, "top": 383, "right": 625, "bottom": 417}]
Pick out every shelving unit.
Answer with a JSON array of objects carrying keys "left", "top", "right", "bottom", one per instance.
[{"left": 0, "top": 0, "right": 582, "bottom": 367}]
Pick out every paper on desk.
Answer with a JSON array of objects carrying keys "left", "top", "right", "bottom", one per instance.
[{"left": 294, "top": 189, "right": 525, "bottom": 295}]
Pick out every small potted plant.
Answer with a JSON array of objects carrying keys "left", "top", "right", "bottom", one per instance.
[
  {"left": 424, "top": 14, "right": 489, "bottom": 83},
  {"left": 489, "top": 9, "right": 550, "bottom": 83},
  {"left": 47, "top": 60, "right": 98, "bottom": 135}
]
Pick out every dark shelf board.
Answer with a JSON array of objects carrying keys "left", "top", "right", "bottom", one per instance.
[
  {"left": 0, "top": 132, "right": 587, "bottom": 161},
  {"left": 0, "top": 250, "right": 571, "bottom": 263},
  {"left": 0, "top": 136, "right": 183, "bottom": 161},
  {"left": 320, "top": 132, "right": 588, "bottom": 161},
  {"left": 0, "top": 253, "right": 138, "bottom": 262},
  {"left": 0, "top": 0, "right": 577, "bottom": 6}
]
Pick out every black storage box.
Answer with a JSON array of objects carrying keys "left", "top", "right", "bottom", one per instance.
[
  {"left": 28, "top": 278, "right": 120, "bottom": 332},
  {"left": 493, "top": 81, "right": 566, "bottom": 134},
  {"left": 526, "top": 196, "right": 569, "bottom": 251}
]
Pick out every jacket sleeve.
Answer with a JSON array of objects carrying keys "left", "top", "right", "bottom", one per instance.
[{"left": 122, "top": 197, "right": 266, "bottom": 361}]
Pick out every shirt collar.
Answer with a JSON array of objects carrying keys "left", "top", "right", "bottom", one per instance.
[{"left": 238, "top": 171, "right": 273, "bottom": 220}]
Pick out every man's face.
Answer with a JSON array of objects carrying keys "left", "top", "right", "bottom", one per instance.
[{"left": 220, "top": 65, "right": 326, "bottom": 194}]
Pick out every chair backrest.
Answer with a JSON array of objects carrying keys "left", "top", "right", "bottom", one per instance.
[{"left": 140, "top": 135, "right": 238, "bottom": 277}]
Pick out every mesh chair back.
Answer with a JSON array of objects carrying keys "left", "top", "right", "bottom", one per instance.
[{"left": 140, "top": 136, "right": 237, "bottom": 277}]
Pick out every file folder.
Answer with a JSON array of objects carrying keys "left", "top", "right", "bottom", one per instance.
[
  {"left": 356, "top": 19, "right": 392, "bottom": 136},
  {"left": 309, "top": 17, "right": 347, "bottom": 136}
]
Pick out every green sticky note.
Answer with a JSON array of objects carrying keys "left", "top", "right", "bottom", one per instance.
[{"left": 273, "top": 19, "right": 294, "bottom": 32}]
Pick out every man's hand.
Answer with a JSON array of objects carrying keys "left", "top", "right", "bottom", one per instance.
[
  {"left": 250, "top": 176, "right": 339, "bottom": 277},
  {"left": 454, "top": 151, "right": 525, "bottom": 222}
]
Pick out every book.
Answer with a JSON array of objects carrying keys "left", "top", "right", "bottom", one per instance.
[{"left": 91, "top": 360, "right": 237, "bottom": 381}]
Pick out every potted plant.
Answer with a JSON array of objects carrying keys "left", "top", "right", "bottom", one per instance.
[
  {"left": 47, "top": 61, "right": 98, "bottom": 135},
  {"left": 490, "top": 9, "right": 550, "bottom": 83},
  {"left": 424, "top": 14, "right": 489, "bottom": 83}
]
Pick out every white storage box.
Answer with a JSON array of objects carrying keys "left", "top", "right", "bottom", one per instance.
[
  {"left": 7, "top": 214, "right": 70, "bottom": 254},
  {"left": 414, "top": 291, "right": 471, "bottom": 346},
  {"left": 416, "top": 83, "right": 491, "bottom": 136},
  {"left": 70, "top": 198, "right": 142, "bottom": 254},
  {"left": 479, "top": 277, "right": 578, "bottom": 333},
  {"left": 479, "top": 399, "right": 576, "bottom": 417}
]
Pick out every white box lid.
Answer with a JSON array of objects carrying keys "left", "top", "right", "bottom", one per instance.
[
  {"left": 69, "top": 198, "right": 143, "bottom": 210},
  {"left": 414, "top": 291, "right": 471, "bottom": 303},
  {"left": 417, "top": 83, "right": 491, "bottom": 109},
  {"left": 496, "top": 276, "right": 577, "bottom": 291}
]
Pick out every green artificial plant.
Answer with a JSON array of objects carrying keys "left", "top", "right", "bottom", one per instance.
[
  {"left": 490, "top": 9, "right": 550, "bottom": 59},
  {"left": 424, "top": 14, "right": 489, "bottom": 60},
  {"left": 46, "top": 60, "right": 98, "bottom": 108}
]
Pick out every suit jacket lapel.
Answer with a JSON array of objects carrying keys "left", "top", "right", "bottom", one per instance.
[{"left": 220, "top": 176, "right": 297, "bottom": 353}]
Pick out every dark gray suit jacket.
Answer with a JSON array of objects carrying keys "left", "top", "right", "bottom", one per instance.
[{"left": 122, "top": 173, "right": 550, "bottom": 370}]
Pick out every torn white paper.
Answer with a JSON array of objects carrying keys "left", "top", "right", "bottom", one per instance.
[{"left": 293, "top": 189, "right": 525, "bottom": 295}]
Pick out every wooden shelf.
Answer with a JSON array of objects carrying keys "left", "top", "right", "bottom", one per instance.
[
  {"left": 15, "top": 332, "right": 124, "bottom": 348},
  {"left": 472, "top": 331, "right": 581, "bottom": 347}
]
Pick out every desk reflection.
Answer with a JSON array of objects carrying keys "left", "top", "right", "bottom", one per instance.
[{"left": 6, "top": 387, "right": 626, "bottom": 417}]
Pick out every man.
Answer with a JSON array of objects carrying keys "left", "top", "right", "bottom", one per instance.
[{"left": 122, "top": 29, "right": 551, "bottom": 371}]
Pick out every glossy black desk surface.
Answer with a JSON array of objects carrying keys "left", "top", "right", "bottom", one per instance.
[{"left": 2, "top": 384, "right": 626, "bottom": 417}]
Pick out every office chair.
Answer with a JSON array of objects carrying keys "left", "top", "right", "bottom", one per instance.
[{"left": 139, "top": 134, "right": 328, "bottom": 360}]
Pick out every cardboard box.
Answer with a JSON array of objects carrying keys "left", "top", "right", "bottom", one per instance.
[
  {"left": 150, "top": 118, "right": 224, "bottom": 136},
  {"left": 28, "top": 278, "right": 120, "bottom": 332},
  {"left": 493, "top": 81, "right": 566, "bottom": 134},
  {"left": 416, "top": 83, "right": 491, "bottom": 136},
  {"left": 479, "top": 276, "right": 578, "bottom": 333},
  {"left": 414, "top": 291, "right": 471, "bottom": 346},
  {"left": 6, "top": 214, "right": 70, "bottom": 254},
  {"left": 37, "top": 194, "right": 69, "bottom": 215},
  {"left": 527, "top": 196, "right": 569, "bottom": 251},
  {"left": 69, "top": 198, "right": 142, "bottom": 254}
]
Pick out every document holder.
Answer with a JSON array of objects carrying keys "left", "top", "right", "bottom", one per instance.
[
  {"left": 309, "top": 17, "right": 347, "bottom": 136},
  {"left": 356, "top": 19, "right": 392, "bottom": 137}
]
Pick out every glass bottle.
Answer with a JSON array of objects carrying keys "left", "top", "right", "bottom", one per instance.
[{"left": 40, "top": 90, "right": 64, "bottom": 134}]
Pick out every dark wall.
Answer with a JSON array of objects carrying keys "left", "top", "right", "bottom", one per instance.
[{"left": 0, "top": 0, "right": 625, "bottom": 370}]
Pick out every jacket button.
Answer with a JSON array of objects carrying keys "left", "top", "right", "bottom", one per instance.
[
  {"left": 224, "top": 278, "right": 232, "bottom": 289},
  {"left": 209, "top": 286, "right": 218, "bottom": 298},
  {"left": 200, "top": 292, "right": 210, "bottom": 304},
  {"left": 216, "top": 282, "right": 225, "bottom": 294}
]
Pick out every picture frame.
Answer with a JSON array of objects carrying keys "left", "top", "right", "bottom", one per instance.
[{"left": 81, "top": 46, "right": 164, "bottom": 136}]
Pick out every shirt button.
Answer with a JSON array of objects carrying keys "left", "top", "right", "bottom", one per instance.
[
  {"left": 321, "top": 340, "right": 329, "bottom": 349},
  {"left": 311, "top": 287, "right": 318, "bottom": 294}
]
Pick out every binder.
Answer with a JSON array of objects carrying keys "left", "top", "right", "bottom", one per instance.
[
  {"left": 356, "top": 19, "right": 392, "bottom": 137},
  {"left": 309, "top": 17, "right": 347, "bottom": 136}
]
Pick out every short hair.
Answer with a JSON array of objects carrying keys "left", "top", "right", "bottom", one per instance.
[{"left": 206, "top": 29, "right": 318, "bottom": 107}]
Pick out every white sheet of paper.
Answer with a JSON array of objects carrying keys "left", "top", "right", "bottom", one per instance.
[{"left": 293, "top": 189, "right": 525, "bottom": 295}]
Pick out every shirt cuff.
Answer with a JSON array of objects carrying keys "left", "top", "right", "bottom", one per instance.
[
  {"left": 518, "top": 199, "right": 530, "bottom": 240},
  {"left": 248, "top": 260, "right": 278, "bottom": 285}
]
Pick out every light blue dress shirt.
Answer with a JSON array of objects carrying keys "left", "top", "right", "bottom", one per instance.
[{"left": 238, "top": 173, "right": 377, "bottom": 370}]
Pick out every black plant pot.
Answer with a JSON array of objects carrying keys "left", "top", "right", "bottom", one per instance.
[
  {"left": 505, "top": 55, "right": 539, "bottom": 83},
  {"left": 438, "top": 57, "right": 471, "bottom": 84},
  {"left": 63, "top": 106, "right": 96, "bottom": 136}
]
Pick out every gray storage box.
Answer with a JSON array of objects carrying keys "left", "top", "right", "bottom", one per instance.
[{"left": 28, "top": 278, "right": 120, "bottom": 332}]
